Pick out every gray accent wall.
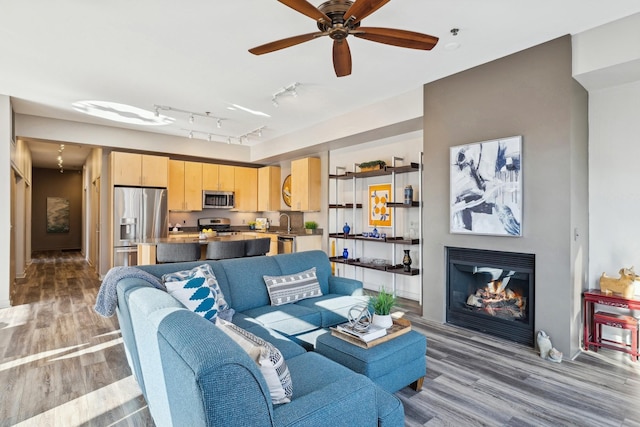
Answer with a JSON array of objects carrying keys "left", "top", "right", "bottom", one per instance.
[{"left": 422, "top": 36, "right": 589, "bottom": 358}]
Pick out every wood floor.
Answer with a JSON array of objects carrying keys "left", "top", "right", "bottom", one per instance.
[{"left": 1, "top": 251, "right": 639, "bottom": 426}]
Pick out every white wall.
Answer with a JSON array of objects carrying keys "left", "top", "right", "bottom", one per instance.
[
  {"left": 589, "top": 79, "right": 640, "bottom": 299},
  {"left": 0, "top": 96, "right": 12, "bottom": 307}
]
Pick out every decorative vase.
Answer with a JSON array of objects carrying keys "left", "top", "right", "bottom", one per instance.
[
  {"left": 343, "top": 222, "right": 351, "bottom": 238},
  {"left": 343, "top": 247, "right": 349, "bottom": 259},
  {"left": 372, "top": 314, "right": 393, "bottom": 329},
  {"left": 371, "top": 227, "right": 379, "bottom": 238},
  {"left": 402, "top": 250, "right": 412, "bottom": 272},
  {"left": 404, "top": 185, "right": 413, "bottom": 205}
]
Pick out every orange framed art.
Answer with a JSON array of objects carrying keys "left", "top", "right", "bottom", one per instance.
[{"left": 368, "top": 183, "right": 392, "bottom": 227}]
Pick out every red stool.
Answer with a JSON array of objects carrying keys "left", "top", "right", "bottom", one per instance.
[{"left": 593, "top": 311, "right": 638, "bottom": 361}]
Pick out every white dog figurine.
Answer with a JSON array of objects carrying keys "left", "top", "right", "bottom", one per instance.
[{"left": 599, "top": 267, "right": 638, "bottom": 299}]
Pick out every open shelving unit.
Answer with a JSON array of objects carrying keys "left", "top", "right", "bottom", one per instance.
[{"left": 328, "top": 154, "right": 423, "bottom": 302}]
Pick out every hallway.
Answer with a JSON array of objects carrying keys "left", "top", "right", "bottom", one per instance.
[{"left": 0, "top": 251, "right": 153, "bottom": 426}]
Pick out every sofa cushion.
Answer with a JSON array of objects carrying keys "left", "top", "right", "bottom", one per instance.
[
  {"left": 263, "top": 267, "right": 323, "bottom": 306},
  {"left": 217, "top": 256, "right": 283, "bottom": 312},
  {"left": 216, "top": 318, "right": 293, "bottom": 404},
  {"left": 165, "top": 275, "right": 220, "bottom": 320},
  {"left": 162, "top": 264, "right": 229, "bottom": 310},
  {"left": 242, "top": 304, "right": 322, "bottom": 336}
]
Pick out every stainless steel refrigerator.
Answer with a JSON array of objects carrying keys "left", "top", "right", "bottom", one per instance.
[{"left": 113, "top": 186, "right": 168, "bottom": 267}]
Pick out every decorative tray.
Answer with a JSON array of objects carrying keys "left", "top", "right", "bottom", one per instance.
[{"left": 330, "top": 318, "right": 411, "bottom": 349}]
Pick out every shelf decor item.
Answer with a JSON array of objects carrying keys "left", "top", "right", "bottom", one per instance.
[
  {"left": 368, "top": 184, "right": 392, "bottom": 227},
  {"left": 358, "top": 160, "right": 386, "bottom": 172},
  {"left": 370, "top": 288, "right": 396, "bottom": 329},
  {"left": 404, "top": 185, "right": 413, "bottom": 205},
  {"left": 450, "top": 135, "right": 522, "bottom": 236},
  {"left": 402, "top": 250, "right": 412, "bottom": 272},
  {"left": 343, "top": 222, "right": 351, "bottom": 238},
  {"left": 343, "top": 247, "right": 349, "bottom": 259}
]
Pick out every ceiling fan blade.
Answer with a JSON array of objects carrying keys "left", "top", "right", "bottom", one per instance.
[
  {"left": 278, "top": 0, "right": 331, "bottom": 24},
  {"left": 333, "top": 39, "right": 352, "bottom": 77},
  {"left": 343, "top": 0, "right": 390, "bottom": 25},
  {"left": 354, "top": 27, "right": 439, "bottom": 50},
  {"left": 249, "top": 32, "right": 324, "bottom": 55}
]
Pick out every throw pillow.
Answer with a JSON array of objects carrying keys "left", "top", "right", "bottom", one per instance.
[
  {"left": 215, "top": 318, "right": 293, "bottom": 404},
  {"left": 263, "top": 267, "right": 322, "bottom": 306},
  {"left": 162, "top": 264, "right": 229, "bottom": 310},
  {"left": 165, "top": 276, "right": 219, "bottom": 320}
]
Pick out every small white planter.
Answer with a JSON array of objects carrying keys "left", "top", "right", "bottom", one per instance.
[{"left": 372, "top": 314, "right": 393, "bottom": 329}]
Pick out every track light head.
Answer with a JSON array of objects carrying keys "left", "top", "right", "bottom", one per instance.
[{"left": 217, "top": 119, "right": 222, "bottom": 128}]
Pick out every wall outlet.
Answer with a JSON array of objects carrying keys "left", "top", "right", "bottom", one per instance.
[{"left": 242, "top": 219, "right": 246, "bottom": 224}]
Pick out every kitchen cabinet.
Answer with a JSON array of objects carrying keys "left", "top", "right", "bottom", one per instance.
[
  {"left": 202, "top": 163, "right": 235, "bottom": 191},
  {"left": 291, "top": 157, "right": 321, "bottom": 211},
  {"left": 168, "top": 160, "right": 202, "bottom": 211},
  {"left": 257, "top": 165, "right": 281, "bottom": 211},
  {"left": 111, "top": 152, "right": 168, "bottom": 187},
  {"left": 234, "top": 166, "right": 258, "bottom": 211}
]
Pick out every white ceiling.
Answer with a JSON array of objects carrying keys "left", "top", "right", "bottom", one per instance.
[{"left": 3, "top": 1, "right": 640, "bottom": 169}]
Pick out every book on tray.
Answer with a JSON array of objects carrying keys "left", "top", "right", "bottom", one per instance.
[{"left": 335, "top": 322, "right": 387, "bottom": 342}]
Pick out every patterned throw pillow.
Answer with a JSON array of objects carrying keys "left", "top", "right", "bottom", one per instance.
[
  {"left": 215, "top": 318, "right": 293, "bottom": 404},
  {"left": 165, "top": 276, "right": 219, "bottom": 320},
  {"left": 162, "top": 264, "right": 229, "bottom": 310},
  {"left": 263, "top": 267, "right": 323, "bottom": 306}
]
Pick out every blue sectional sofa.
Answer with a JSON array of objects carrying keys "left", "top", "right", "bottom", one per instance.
[{"left": 114, "top": 250, "right": 406, "bottom": 427}]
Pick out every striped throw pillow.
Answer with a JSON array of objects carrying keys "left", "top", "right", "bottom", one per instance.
[{"left": 263, "top": 267, "right": 323, "bottom": 306}]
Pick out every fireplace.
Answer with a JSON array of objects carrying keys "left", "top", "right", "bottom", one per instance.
[{"left": 446, "top": 247, "right": 535, "bottom": 347}]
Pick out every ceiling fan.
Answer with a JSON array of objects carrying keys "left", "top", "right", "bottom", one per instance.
[{"left": 249, "top": 0, "right": 439, "bottom": 77}]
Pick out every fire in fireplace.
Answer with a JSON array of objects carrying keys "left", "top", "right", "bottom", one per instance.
[{"left": 446, "top": 247, "right": 535, "bottom": 346}]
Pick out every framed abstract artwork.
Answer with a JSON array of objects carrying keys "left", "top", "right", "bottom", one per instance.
[
  {"left": 368, "top": 183, "right": 392, "bottom": 227},
  {"left": 47, "top": 197, "right": 70, "bottom": 233},
  {"left": 450, "top": 136, "right": 522, "bottom": 236}
]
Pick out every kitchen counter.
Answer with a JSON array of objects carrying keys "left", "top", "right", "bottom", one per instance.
[{"left": 137, "top": 231, "right": 323, "bottom": 265}]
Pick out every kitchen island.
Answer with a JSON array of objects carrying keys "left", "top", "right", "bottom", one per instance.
[{"left": 137, "top": 231, "right": 322, "bottom": 265}]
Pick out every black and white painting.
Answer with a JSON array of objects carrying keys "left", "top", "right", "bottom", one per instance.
[{"left": 450, "top": 136, "right": 522, "bottom": 236}]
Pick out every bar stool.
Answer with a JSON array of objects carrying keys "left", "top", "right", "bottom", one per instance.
[
  {"left": 206, "top": 240, "right": 246, "bottom": 260},
  {"left": 156, "top": 243, "right": 201, "bottom": 263},
  {"left": 245, "top": 237, "right": 271, "bottom": 257},
  {"left": 593, "top": 311, "right": 639, "bottom": 361}
]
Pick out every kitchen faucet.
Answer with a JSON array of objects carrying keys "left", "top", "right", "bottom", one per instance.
[{"left": 279, "top": 213, "right": 291, "bottom": 233}]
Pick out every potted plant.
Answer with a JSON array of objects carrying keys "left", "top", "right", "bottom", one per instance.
[
  {"left": 369, "top": 287, "right": 396, "bottom": 328},
  {"left": 358, "top": 160, "right": 386, "bottom": 172},
  {"left": 248, "top": 221, "right": 256, "bottom": 230},
  {"left": 304, "top": 221, "right": 318, "bottom": 234}
]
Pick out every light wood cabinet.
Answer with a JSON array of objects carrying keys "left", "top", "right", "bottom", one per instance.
[
  {"left": 202, "top": 164, "right": 235, "bottom": 191},
  {"left": 257, "top": 165, "right": 281, "bottom": 212},
  {"left": 234, "top": 166, "right": 258, "bottom": 212},
  {"left": 111, "top": 152, "right": 168, "bottom": 187},
  {"left": 168, "top": 160, "right": 202, "bottom": 211},
  {"left": 291, "top": 157, "right": 321, "bottom": 211}
]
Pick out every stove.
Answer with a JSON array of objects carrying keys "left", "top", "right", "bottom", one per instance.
[{"left": 198, "top": 217, "right": 242, "bottom": 235}]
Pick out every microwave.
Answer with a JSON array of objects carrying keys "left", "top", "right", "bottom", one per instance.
[{"left": 203, "top": 190, "right": 235, "bottom": 209}]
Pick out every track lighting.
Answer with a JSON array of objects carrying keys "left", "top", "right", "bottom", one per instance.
[
  {"left": 153, "top": 104, "right": 225, "bottom": 128},
  {"left": 56, "top": 144, "right": 65, "bottom": 173},
  {"left": 271, "top": 82, "right": 300, "bottom": 107},
  {"left": 180, "top": 125, "right": 266, "bottom": 144}
]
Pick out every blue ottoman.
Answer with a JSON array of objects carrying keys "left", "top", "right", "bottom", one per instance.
[{"left": 315, "top": 330, "right": 427, "bottom": 393}]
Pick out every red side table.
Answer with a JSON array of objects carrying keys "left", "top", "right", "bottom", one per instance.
[{"left": 583, "top": 290, "right": 640, "bottom": 361}]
